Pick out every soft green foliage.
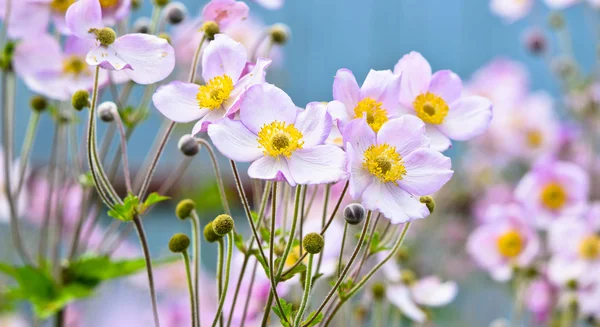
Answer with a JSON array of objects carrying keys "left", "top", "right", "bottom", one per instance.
[
  {"left": 271, "top": 298, "right": 294, "bottom": 327},
  {"left": 302, "top": 311, "right": 324, "bottom": 326},
  {"left": 369, "top": 232, "right": 391, "bottom": 255},
  {"left": 107, "top": 192, "right": 169, "bottom": 221}
]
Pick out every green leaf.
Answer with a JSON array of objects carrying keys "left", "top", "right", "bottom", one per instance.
[
  {"left": 141, "top": 192, "right": 170, "bottom": 212},
  {"left": 310, "top": 272, "right": 324, "bottom": 286},
  {"left": 249, "top": 249, "right": 270, "bottom": 279},
  {"left": 259, "top": 227, "right": 270, "bottom": 243},
  {"left": 280, "top": 263, "right": 306, "bottom": 282},
  {"left": 271, "top": 298, "right": 293, "bottom": 327},
  {"left": 250, "top": 211, "right": 260, "bottom": 224},
  {"left": 302, "top": 311, "right": 324, "bottom": 327},
  {"left": 107, "top": 193, "right": 139, "bottom": 221},
  {"left": 233, "top": 232, "right": 246, "bottom": 253}
]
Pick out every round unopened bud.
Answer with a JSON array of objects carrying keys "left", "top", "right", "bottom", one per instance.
[
  {"left": 178, "top": 134, "right": 200, "bottom": 156},
  {"left": 566, "top": 279, "right": 578, "bottom": 290},
  {"left": 203, "top": 221, "right": 221, "bottom": 243},
  {"left": 270, "top": 24, "right": 289, "bottom": 45},
  {"left": 175, "top": 199, "right": 196, "bottom": 219},
  {"left": 371, "top": 282, "right": 385, "bottom": 300},
  {"left": 71, "top": 90, "right": 90, "bottom": 111},
  {"left": 548, "top": 12, "right": 565, "bottom": 30},
  {"left": 158, "top": 32, "right": 172, "bottom": 44},
  {"left": 30, "top": 95, "right": 48, "bottom": 112},
  {"left": 98, "top": 101, "right": 117, "bottom": 122},
  {"left": 133, "top": 17, "right": 151, "bottom": 34},
  {"left": 165, "top": 2, "right": 187, "bottom": 25},
  {"left": 202, "top": 21, "right": 220, "bottom": 40},
  {"left": 154, "top": 0, "right": 169, "bottom": 7},
  {"left": 302, "top": 232, "right": 324, "bottom": 254},
  {"left": 95, "top": 27, "right": 117, "bottom": 46},
  {"left": 132, "top": 0, "right": 142, "bottom": 10},
  {"left": 169, "top": 233, "right": 190, "bottom": 253},
  {"left": 343, "top": 203, "right": 366, "bottom": 225},
  {"left": 420, "top": 196, "right": 435, "bottom": 214},
  {"left": 523, "top": 28, "right": 546, "bottom": 55},
  {"left": 213, "top": 214, "right": 234, "bottom": 236}
]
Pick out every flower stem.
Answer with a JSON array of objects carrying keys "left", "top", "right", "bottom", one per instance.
[
  {"left": 133, "top": 215, "right": 161, "bottom": 327},
  {"left": 293, "top": 253, "right": 314, "bottom": 327},
  {"left": 183, "top": 250, "right": 197, "bottom": 327},
  {"left": 13, "top": 111, "right": 39, "bottom": 197},
  {"left": 212, "top": 231, "right": 233, "bottom": 327},
  {"left": 196, "top": 138, "right": 230, "bottom": 215},
  {"left": 337, "top": 222, "right": 349, "bottom": 278},
  {"left": 190, "top": 211, "right": 201, "bottom": 327},
  {"left": 276, "top": 185, "right": 303, "bottom": 278},
  {"left": 112, "top": 107, "right": 133, "bottom": 194}
]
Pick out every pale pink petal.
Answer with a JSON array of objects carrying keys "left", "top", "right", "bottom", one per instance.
[
  {"left": 207, "top": 118, "right": 262, "bottom": 162},
  {"left": 66, "top": 0, "right": 104, "bottom": 39},
  {"left": 295, "top": 102, "right": 332, "bottom": 147},
  {"left": 342, "top": 118, "right": 376, "bottom": 154},
  {"left": 201, "top": 34, "right": 247, "bottom": 82},
  {"left": 466, "top": 225, "right": 505, "bottom": 272},
  {"left": 288, "top": 145, "right": 347, "bottom": 185},
  {"left": 239, "top": 83, "right": 297, "bottom": 134},
  {"left": 437, "top": 96, "right": 493, "bottom": 141},
  {"left": 86, "top": 44, "right": 132, "bottom": 71},
  {"left": 429, "top": 70, "right": 462, "bottom": 104},
  {"left": 253, "top": 0, "right": 283, "bottom": 9},
  {"left": 333, "top": 68, "right": 360, "bottom": 114},
  {"left": 248, "top": 156, "right": 295, "bottom": 186},
  {"left": 544, "top": 0, "right": 579, "bottom": 9},
  {"left": 398, "top": 148, "right": 453, "bottom": 196},
  {"left": 361, "top": 181, "right": 430, "bottom": 224},
  {"left": 426, "top": 125, "right": 452, "bottom": 152},
  {"left": 327, "top": 100, "right": 349, "bottom": 124},
  {"left": 13, "top": 34, "right": 62, "bottom": 78},
  {"left": 346, "top": 143, "right": 374, "bottom": 200},
  {"left": 191, "top": 108, "right": 227, "bottom": 134},
  {"left": 152, "top": 81, "right": 207, "bottom": 123},
  {"left": 111, "top": 34, "right": 176, "bottom": 85},
  {"left": 411, "top": 277, "right": 458, "bottom": 307},
  {"left": 376, "top": 115, "right": 429, "bottom": 157},
  {"left": 224, "top": 57, "right": 272, "bottom": 116},
  {"left": 202, "top": 0, "right": 249, "bottom": 28},
  {"left": 386, "top": 286, "right": 427, "bottom": 323},
  {"left": 394, "top": 52, "right": 432, "bottom": 108},
  {"left": 360, "top": 70, "right": 402, "bottom": 116},
  {"left": 64, "top": 35, "right": 96, "bottom": 56},
  {"left": 3, "top": 1, "right": 49, "bottom": 39}
]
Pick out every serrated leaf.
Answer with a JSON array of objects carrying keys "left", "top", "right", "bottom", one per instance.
[
  {"left": 107, "top": 193, "right": 139, "bottom": 222},
  {"left": 271, "top": 298, "right": 293, "bottom": 327},
  {"left": 141, "top": 192, "right": 170, "bottom": 212},
  {"left": 302, "top": 311, "right": 324, "bottom": 326}
]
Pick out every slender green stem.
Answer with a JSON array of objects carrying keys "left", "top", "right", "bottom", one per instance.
[
  {"left": 352, "top": 213, "right": 381, "bottom": 279},
  {"left": 293, "top": 254, "right": 314, "bottom": 327},
  {"left": 301, "top": 212, "right": 372, "bottom": 327},
  {"left": 112, "top": 107, "right": 133, "bottom": 194},
  {"left": 196, "top": 138, "right": 230, "bottom": 215},
  {"left": 133, "top": 216, "right": 161, "bottom": 327},
  {"left": 38, "top": 124, "right": 59, "bottom": 266},
  {"left": 240, "top": 259, "right": 259, "bottom": 327},
  {"left": 0, "top": 0, "right": 12, "bottom": 44},
  {"left": 212, "top": 231, "right": 233, "bottom": 327},
  {"left": 269, "top": 182, "right": 278, "bottom": 287},
  {"left": 314, "top": 184, "right": 331, "bottom": 276},
  {"left": 190, "top": 212, "right": 201, "bottom": 327},
  {"left": 136, "top": 121, "right": 175, "bottom": 200},
  {"left": 189, "top": 35, "right": 207, "bottom": 83},
  {"left": 372, "top": 301, "right": 383, "bottom": 327},
  {"left": 229, "top": 161, "right": 289, "bottom": 325},
  {"left": 276, "top": 185, "right": 303, "bottom": 278},
  {"left": 14, "top": 112, "right": 39, "bottom": 197},
  {"left": 337, "top": 222, "right": 349, "bottom": 278},
  {"left": 183, "top": 251, "right": 197, "bottom": 327},
  {"left": 217, "top": 238, "right": 224, "bottom": 302}
]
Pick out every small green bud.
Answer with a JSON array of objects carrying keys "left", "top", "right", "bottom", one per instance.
[
  {"left": 71, "top": 90, "right": 90, "bottom": 111},
  {"left": 203, "top": 221, "right": 221, "bottom": 243},
  {"left": 168, "top": 233, "right": 190, "bottom": 253},
  {"left": 212, "top": 214, "right": 234, "bottom": 236},
  {"left": 132, "top": 0, "right": 142, "bottom": 9},
  {"left": 548, "top": 12, "right": 565, "bottom": 30},
  {"left": 175, "top": 199, "right": 196, "bottom": 220},
  {"left": 154, "top": 0, "right": 169, "bottom": 7},
  {"left": 158, "top": 32, "right": 172, "bottom": 44},
  {"left": 30, "top": 95, "right": 48, "bottom": 112},
  {"left": 202, "top": 21, "right": 220, "bottom": 40},
  {"left": 420, "top": 196, "right": 435, "bottom": 214},
  {"left": 371, "top": 282, "right": 385, "bottom": 300},
  {"left": 270, "top": 24, "right": 289, "bottom": 45},
  {"left": 302, "top": 232, "right": 324, "bottom": 254},
  {"left": 566, "top": 279, "right": 578, "bottom": 290},
  {"left": 94, "top": 27, "right": 117, "bottom": 46}
]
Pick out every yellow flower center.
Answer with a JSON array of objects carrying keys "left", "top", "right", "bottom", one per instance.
[
  {"left": 99, "top": 0, "right": 120, "bottom": 8},
  {"left": 413, "top": 92, "right": 449, "bottom": 125},
  {"left": 257, "top": 121, "right": 304, "bottom": 158},
  {"left": 50, "top": 0, "right": 76, "bottom": 12},
  {"left": 362, "top": 143, "right": 406, "bottom": 184},
  {"left": 62, "top": 56, "right": 88, "bottom": 77},
  {"left": 579, "top": 235, "right": 600, "bottom": 260},
  {"left": 353, "top": 97, "right": 388, "bottom": 132},
  {"left": 497, "top": 230, "right": 524, "bottom": 258},
  {"left": 540, "top": 182, "right": 567, "bottom": 211},
  {"left": 526, "top": 129, "right": 543, "bottom": 148},
  {"left": 196, "top": 74, "right": 234, "bottom": 110}
]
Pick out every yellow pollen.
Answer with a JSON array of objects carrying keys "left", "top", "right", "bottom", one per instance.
[
  {"left": 526, "top": 130, "right": 543, "bottom": 148},
  {"left": 257, "top": 121, "right": 304, "bottom": 158},
  {"left": 413, "top": 92, "right": 449, "bottom": 125},
  {"left": 353, "top": 97, "right": 388, "bottom": 132},
  {"left": 540, "top": 182, "right": 567, "bottom": 211},
  {"left": 62, "top": 56, "right": 88, "bottom": 77},
  {"left": 579, "top": 235, "right": 600, "bottom": 260},
  {"left": 196, "top": 74, "right": 234, "bottom": 110},
  {"left": 99, "top": 0, "right": 119, "bottom": 8},
  {"left": 362, "top": 143, "right": 406, "bottom": 184},
  {"left": 497, "top": 230, "right": 524, "bottom": 258},
  {"left": 50, "top": 0, "right": 76, "bottom": 12}
]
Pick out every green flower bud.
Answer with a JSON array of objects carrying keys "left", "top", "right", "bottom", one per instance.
[
  {"left": 302, "top": 232, "right": 324, "bottom": 254},
  {"left": 203, "top": 221, "right": 221, "bottom": 243},
  {"left": 154, "top": 0, "right": 169, "bottom": 7},
  {"left": 175, "top": 199, "right": 196, "bottom": 220},
  {"left": 270, "top": 24, "right": 289, "bottom": 45},
  {"left": 94, "top": 27, "right": 117, "bottom": 46},
  {"left": 212, "top": 214, "right": 234, "bottom": 236},
  {"left": 420, "top": 196, "right": 435, "bottom": 214},
  {"left": 169, "top": 233, "right": 190, "bottom": 253},
  {"left": 30, "top": 95, "right": 48, "bottom": 112},
  {"left": 371, "top": 282, "right": 385, "bottom": 300},
  {"left": 202, "top": 21, "right": 220, "bottom": 40},
  {"left": 132, "top": 0, "right": 142, "bottom": 10},
  {"left": 548, "top": 12, "right": 565, "bottom": 30},
  {"left": 71, "top": 90, "right": 90, "bottom": 111}
]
